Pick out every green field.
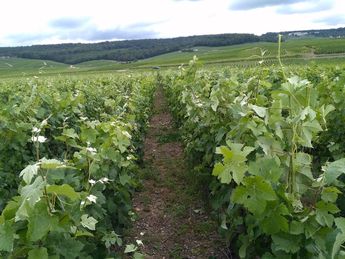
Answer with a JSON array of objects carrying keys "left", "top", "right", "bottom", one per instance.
[
  {"left": 1, "top": 37, "right": 345, "bottom": 78},
  {"left": 2, "top": 35, "right": 345, "bottom": 258}
]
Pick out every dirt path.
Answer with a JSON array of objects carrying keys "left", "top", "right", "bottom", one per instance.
[{"left": 128, "top": 88, "right": 225, "bottom": 258}]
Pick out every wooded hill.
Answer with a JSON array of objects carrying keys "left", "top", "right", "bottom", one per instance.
[
  {"left": 0, "top": 27, "right": 344, "bottom": 64},
  {"left": 0, "top": 34, "right": 260, "bottom": 64}
]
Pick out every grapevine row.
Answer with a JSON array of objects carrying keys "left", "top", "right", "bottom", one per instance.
[
  {"left": 0, "top": 74, "right": 155, "bottom": 258},
  {"left": 164, "top": 58, "right": 345, "bottom": 258}
]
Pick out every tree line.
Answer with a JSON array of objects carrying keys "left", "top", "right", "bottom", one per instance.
[
  {"left": 1, "top": 27, "right": 344, "bottom": 64},
  {"left": 0, "top": 34, "right": 262, "bottom": 64}
]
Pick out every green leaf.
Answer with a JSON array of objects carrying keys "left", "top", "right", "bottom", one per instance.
[
  {"left": 48, "top": 235, "right": 84, "bottom": 258},
  {"left": 220, "top": 214, "right": 228, "bottom": 230},
  {"left": 20, "top": 164, "right": 39, "bottom": 184},
  {"left": 0, "top": 221, "right": 14, "bottom": 252},
  {"left": 304, "top": 217, "right": 320, "bottom": 238},
  {"left": 62, "top": 128, "right": 79, "bottom": 139},
  {"left": 332, "top": 233, "right": 345, "bottom": 259},
  {"left": 261, "top": 252, "right": 275, "bottom": 259},
  {"left": 316, "top": 201, "right": 340, "bottom": 228},
  {"left": 261, "top": 204, "right": 289, "bottom": 234},
  {"left": 124, "top": 244, "right": 137, "bottom": 253},
  {"left": 212, "top": 162, "right": 224, "bottom": 176},
  {"left": 27, "top": 213, "right": 50, "bottom": 241},
  {"left": 80, "top": 214, "right": 98, "bottom": 231},
  {"left": 1, "top": 198, "right": 20, "bottom": 220},
  {"left": 320, "top": 104, "right": 335, "bottom": 125},
  {"left": 80, "top": 127, "right": 98, "bottom": 143},
  {"left": 213, "top": 143, "right": 254, "bottom": 185},
  {"left": 210, "top": 96, "right": 219, "bottom": 112},
  {"left": 323, "top": 158, "right": 345, "bottom": 185},
  {"left": 119, "top": 173, "right": 131, "bottom": 185},
  {"left": 335, "top": 217, "right": 345, "bottom": 233},
  {"left": 231, "top": 176, "right": 276, "bottom": 215},
  {"left": 27, "top": 201, "right": 58, "bottom": 242},
  {"left": 46, "top": 184, "right": 80, "bottom": 201},
  {"left": 16, "top": 176, "right": 45, "bottom": 221},
  {"left": 248, "top": 157, "right": 282, "bottom": 183},
  {"left": 262, "top": 213, "right": 288, "bottom": 234},
  {"left": 295, "top": 152, "right": 313, "bottom": 179},
  {"left": 28, "top": 247, "right": 48, "bottom": 259},
  {"left": 102, "top": 231, "right": 122, "bottom": 248},
  {"left": 290, "top": 221, "right": 304, "bottom": 235},
  {"left": 231, "top": 186, "right": 247, "bottom": 204},
  {"left": 238, "top": 234, "right": 250, "bottom": 259},
  {"left": 134, "top": 252, "right": 145, "bottom": 259},
  {"left": 272, "top": 233, "right": 301, "bottom": 253},
  {"left": 300, "top": 120, "right": 323, "bottom": 148},
  {"left": 332, "top": 218, "right": 345, "bottom": 258},
  {"left": 257, "top": 135, "right": 283, "bottom": 156},
  {"left": 251, "top": 104, "right": 267, "bottom": 118},
  {"left": 40, "top": 158, "right": 63, "bottom": 170},
  {"left": 299, "top": 106, "right": 316, "bottom": 121},
  {"left": 321, "top": 187, "right": 341, "bottom": 203},
  {"left": 75, "top": 230, "right": 94, "bottom": 237},
  {"left": 212, "top": 162, "right": 232, "bottom": 184},
  {"left": 231, "top": 163, "right": 247, "bottom": 185},
  {"left": 216, "top": 145, "right": 232, "bottom": 158}
]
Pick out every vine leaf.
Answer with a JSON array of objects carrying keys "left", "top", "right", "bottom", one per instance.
[
  {"left": 213, "top": 143, "right": 254, "bottom": 184},
  {"left": 28, "top": 247, "right": 48, "bottom": 259},
  {"left": 315, "top": 201, "right": 340, "bottom": 228},
  {"left": 272, "top": 233, "right": 301, "bottom": 254},
  {"left": 231, "top": 176, "right": 276, "bottom": 215},
  {"left": 124, "top": 244, "right": 138, "bottom": 253},
  {"left": 46, "top": 184, "right": 80, "bottom": 201},
  {"left": 248, "top": 157, "right": 282, "bottom": 183},
  {"left": 19, "top": 164, "right": 39, "bottom": 184},
  {"left": 81, "top": 214, "right": 98, "bottom": 231},
  {"left": 332, "top": 218, "right": 345, "bottom": 259},
  {"left": 323, "top": 158, "right": 345, "bottom": 185},
  {"left": 0, "top": 221, "right": 14, "bottom": 252},
  {"left": 16, "top": 176, "right": 45, "bottom": 221},
  {"left": 27, "top": 202, "right": 58, "bottom": 242},
  {"left": 261, "top": 204, "right": 289, "bottom": 234}
]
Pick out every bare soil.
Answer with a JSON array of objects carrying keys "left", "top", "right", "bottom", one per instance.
[{"left": 128, "top": 88, "right": 226, "bottom": 258}]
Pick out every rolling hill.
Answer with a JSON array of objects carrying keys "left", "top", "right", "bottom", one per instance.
[{"left": 0, "top": 27, "right": 344, "bottom": 65}]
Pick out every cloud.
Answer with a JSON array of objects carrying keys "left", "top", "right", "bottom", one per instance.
[
  {"left": 314, "top": 14, "right": 345, "bottom": 26},
  {"left": 230, "top": 0, "right": 310, "bottom": 10},
  {"left": 5, "top": 22, "right": 158, "bottom": 45},
  {"left": 69, "top": 24, "right": 157, "bottom": 41},
  {"left": 4, "top": 33, "right": 53, "bottom": 45},
  {"left": 277, "top": 0, "right": 333, "bottom": 14},
  {"left": 49, "top": 17, "right": 91, "bottom": 29}
]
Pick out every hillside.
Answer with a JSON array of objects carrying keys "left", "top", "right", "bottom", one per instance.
[
  {"left": 1, "top": 37, "right": 345, "bottom": 78},
  {"left": 0, "top": 34, "right": 259, "bottom": 64},
  {"left": 0, "top": 27, "right": 344, "bottom": 65}
]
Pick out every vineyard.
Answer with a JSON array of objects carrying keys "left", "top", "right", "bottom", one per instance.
[
  {"left": 1, "top": 57, "right": 345, "bottom": 258},
  {"left": 163, "top": 58, "right": 345, "bottom": 258},
  {"left": 0, "top": 74, "right": 155, "bottom": 258}
]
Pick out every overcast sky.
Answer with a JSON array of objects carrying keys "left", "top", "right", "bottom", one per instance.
[{"left": 0, "top": 0, "right": 344, "bottom": 47}]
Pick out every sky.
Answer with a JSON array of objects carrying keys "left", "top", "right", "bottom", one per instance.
[{"left": 0, "top": 0, "right": 344, "bottom": 47}]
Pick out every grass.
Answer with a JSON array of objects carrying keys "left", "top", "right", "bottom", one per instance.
[
  {"left": 0, "top": 57, "right": 68, "bottom": 77},
  {"left": 138, "top": 164, "right": 159, "bottom": 182},
  {"left": 157, "top": 131, "right": 181, "bottom": 144},
  {"left": 1, "top": 37, "right": 345, "bottom": 78},
  {"left": 169, "top": 244, "right": 183, "bottom": 258}
]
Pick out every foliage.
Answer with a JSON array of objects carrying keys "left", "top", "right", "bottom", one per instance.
[
  {"left": 163, "top": 58, "right": 345, "bottom": 258},
  {"left": 0, "top": 73, "right": 155, "bottom": 257}
]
